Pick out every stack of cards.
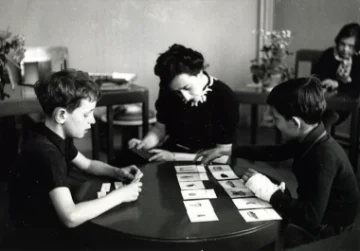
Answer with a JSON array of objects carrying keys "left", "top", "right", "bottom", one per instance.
[
  {"left": 218, "top": 179, "right": 254, "bottom": 198},
  {"left": 207, "top": 165, "right": 239, "bottom": 180},
  {"left": 97, "top": 183, "right": 111, "bottom": 198},
  {"left": 184, "top": 199, "right": 219, "bottom": 222}
]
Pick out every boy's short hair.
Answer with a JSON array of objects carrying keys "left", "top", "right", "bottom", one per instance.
[
  {"left": 34, "top": 69, "right": 101, "bottom": 116},
  {"left": 267, "top": 77, "right": 326, "bottom": 124}
]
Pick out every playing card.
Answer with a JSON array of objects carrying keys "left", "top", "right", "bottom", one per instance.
[
  {"left": 239, "top": 208, "right": 282, "bottom": 222},
  {"left": 179, "top": 181, "right": 205, "bottom": 190},
  {"left": 218, "top": 179, "right": 246, "bottom": 190},
  {"left": 114, "top": 181, "right": 124, "bottom": 189},
  {"left": 175, "top": 165, "right": 197, "bottom": 173},
  {"left": 130, "top": 147, "right": 153, "bottom": 160},
  {"left": 186, "top": 209, "right": 219, "bottom": 222},
  {"left": 181, "top": 189, "right": 217, "bottom": 200},
  {"left": 97, "top": 191, "right": 106, "bottom": 198},
  {"left": 211, "top": 170, "right": 239, "bottom": 180},
  {"left": 177, "top": 173, "right": 209, "bottom": 182},
  {"left": 224, "top": 187, "right": 255, "bottom": 198},
  {"left": 183, "top": 199, "right": 214, "bottom": 212},
  {"left": 232, "top": 197, "right": 271, "bottom": 210},
  {"left": 101, "top": 183, "right": 111, "bottom": 192},
  {"left": 207, "top": 165, "right": 233, "bottom": 173},
  {"left": 175, "top": 165, "right": 206, "bottom": 173}
]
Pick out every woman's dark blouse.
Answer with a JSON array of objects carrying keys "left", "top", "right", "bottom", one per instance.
[
  {"left": 155, "top": 76, "right": 239, "bottom": 152},
  {"left": 312, "top": 47, "right": 360, "bottom": 97}
]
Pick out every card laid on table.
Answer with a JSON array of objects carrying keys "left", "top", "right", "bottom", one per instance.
[
  {"left": 177, "top": 173, "right": 209, "bottom": 182},
  {"left": 218, "top": 179, "right": 246, "bottom": 190},
  {"left": 181, "top": 189, "right": 217, "bottom": 200},
  {"left": 232, "top": 197, "right": 271, "bottom": 210},
  {"left": 179, "top": 181, "right": 205, "bottom": 190},
  {"left": 211, "top": 170, "right": 239, "bottom": 180},
  {"left": 207, "top": 164, "right": 233, "bottom": 173},
  {"left": 183, "top": 199, "right": 214, "bottom": 212},
  {"left": 224, "top": 187, "right": 255, "bottom": 198},
  {"left": 186, "top": 208, "right": 219, "bottom": 222},
  {"left": 239, "top": 208, "right": 282, "bottom": 222},
  {"left": 175, "top": 165, "right": 206, "bottom": 173}
]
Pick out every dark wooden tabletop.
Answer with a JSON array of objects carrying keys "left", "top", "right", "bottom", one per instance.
[{"left": 73, "top": 161, "right": 281, "bottom": 250}]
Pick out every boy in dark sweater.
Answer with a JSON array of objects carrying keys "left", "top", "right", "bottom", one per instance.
[
  {"left": 7, "top": 69, "right": 143, "bottom": 249},
  {"left": 196, "top": 77, "right": 359, "bottom": 249}
]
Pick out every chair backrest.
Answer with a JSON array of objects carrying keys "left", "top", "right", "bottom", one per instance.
[{"left": 294, "top": 49, "right": 323, "bottom": 77}]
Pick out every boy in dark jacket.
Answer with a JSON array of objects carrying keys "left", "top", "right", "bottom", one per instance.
[{"left": 196, "top": 77, "right": 359, "bottom": 249}]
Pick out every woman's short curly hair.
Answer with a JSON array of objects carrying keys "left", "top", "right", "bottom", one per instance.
[{"left": 154, "top": 44, "right": 207, "bottom": 88}]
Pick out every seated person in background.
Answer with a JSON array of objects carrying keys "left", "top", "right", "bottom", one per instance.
[
  {"left": 7, "top": 69, "right": 143, "bottom": 249},
  {"left": 312, "top": 22, "right": 360, "bottom": 130},
  {"left": 129, "top": 44, "right": 239, "bottom": 162},
  {"left": 196, "top": 77, "right": 359, "bottom": 249}
]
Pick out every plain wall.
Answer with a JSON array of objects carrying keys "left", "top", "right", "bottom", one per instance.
[
  {"left": 274, "top": 0, "right": 360, "bottom": 74},
  {"left": 0, "top": 0, "right": 259, "bottom": 113}
]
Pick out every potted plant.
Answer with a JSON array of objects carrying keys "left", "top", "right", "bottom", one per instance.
[
  {"left": 250, "top": 29, "right": 293, "bottom": 92},
  {"left": 0, "top": 28, "right": 25, "bottom": 100}
]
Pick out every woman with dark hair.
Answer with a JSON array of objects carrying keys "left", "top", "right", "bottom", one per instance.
[
  {"left": 312, "top": 22, "right": 360, "bottom": 130},
  {"left": 128, "top": 44, "right": 239, "bottom": 162}
]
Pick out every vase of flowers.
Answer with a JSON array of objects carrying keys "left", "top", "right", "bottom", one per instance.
[
  {"left": 250, "top": 29, "right": 293, "bottom": 92},
  {"left": 0, "top": 28, "right": 25, "bottom": 100}
]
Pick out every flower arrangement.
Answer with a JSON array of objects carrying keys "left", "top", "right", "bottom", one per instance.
[
  {"left": 0, "top": 28, "right": 25, "bottom": 99},
  {"left": 250, "top": 29, "right": 293, "bottom": 86}
]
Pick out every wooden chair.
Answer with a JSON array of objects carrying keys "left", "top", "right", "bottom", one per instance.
[{"left": 294, "top": 49, "right": 323, "bottom": 78}]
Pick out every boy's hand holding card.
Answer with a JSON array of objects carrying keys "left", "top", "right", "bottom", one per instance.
[{"left": 114, "top": 165, "right": 143, "bottom": 183}]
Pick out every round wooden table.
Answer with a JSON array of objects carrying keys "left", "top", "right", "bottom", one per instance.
[{"left": 73, "top": 161, "right": 282, "bottom": 251}]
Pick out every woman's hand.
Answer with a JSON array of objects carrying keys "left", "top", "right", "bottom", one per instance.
[
  {"left": 194, "top": 147, "right": 231, "bottom": 165},
  {"left": 128, "top": 138, "right": 149, "bottom": 150},
  {"left": 148, "top": 149, "right": 175, "bottom": 162}
]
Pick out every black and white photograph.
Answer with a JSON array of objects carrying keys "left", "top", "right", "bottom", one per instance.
[{"left": 0, "top": 1, "right": 359, "bottom": 251}]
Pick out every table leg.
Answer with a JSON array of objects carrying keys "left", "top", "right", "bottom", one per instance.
[
  {"left": 142, "top": 91, "right": 149, "bottom": 138},
  {"left": 107, "top": 105, "right": 114, "bottom": 163},
  {"left": 275, "top": 127, "right": 282, "bottom": 144},
  {"left": 251, "top": 104, "right": 258, "bottom": 144},
  {"left": 349, "top": 107, "right": 360, "bottom": 174},
  {"left": 91, "top": 122, "right": 100, "bottom": 160}
]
